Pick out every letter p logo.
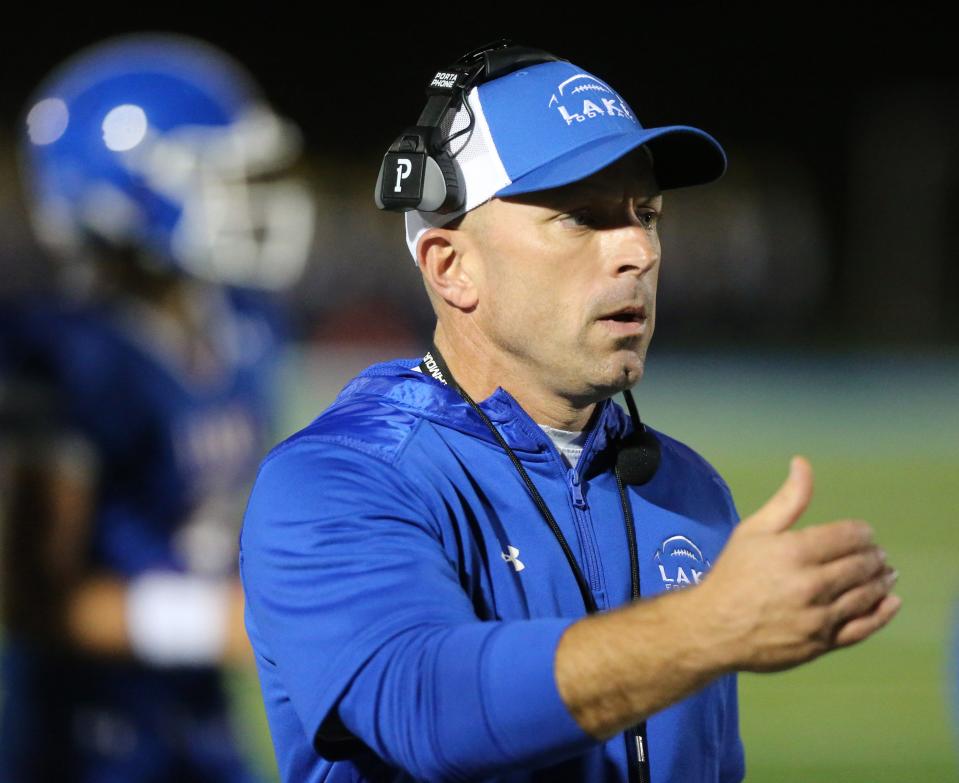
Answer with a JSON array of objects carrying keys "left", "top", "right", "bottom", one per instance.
[
  {"left": 377, "top": 152, "right": 425, "bottom": 208},
  {"left": 393, "top": 158, "right": 413, "bottom": 193}
]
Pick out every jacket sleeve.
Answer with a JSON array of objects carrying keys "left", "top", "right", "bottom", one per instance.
[{"left": 239, "top": 436, "right": 600, "bottom": 782}]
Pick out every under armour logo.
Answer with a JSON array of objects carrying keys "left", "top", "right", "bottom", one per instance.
[
  {"left": 393, "top": 158, "right": 412, "bottom": 192},
  {"left": 501, "top": 545, "right": 525, "bottom": 572}
]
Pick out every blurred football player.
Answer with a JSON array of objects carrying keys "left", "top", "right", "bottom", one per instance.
[{"left": 0, "top": 33, "right": 314, "bottom": 782}]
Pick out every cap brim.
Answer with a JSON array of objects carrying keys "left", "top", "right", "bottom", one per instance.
[{"left": 494, "top": 125, "right": 727, "bottom": 197}]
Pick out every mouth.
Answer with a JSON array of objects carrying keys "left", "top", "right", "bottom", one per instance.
[
  {"left": 596, "top": 305, "right": 648, "bottom": 336},
  {"left": 600, "top": 305, "right": 647, "bottom": 322}
]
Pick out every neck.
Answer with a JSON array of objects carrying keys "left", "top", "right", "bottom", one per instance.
[{"left": 432, "top": 321, "right": 598, "bottom": 431}]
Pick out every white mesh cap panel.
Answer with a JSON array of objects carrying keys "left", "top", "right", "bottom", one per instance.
[{"left": 404, "top": 86, "right": 510, "bottom": 264}]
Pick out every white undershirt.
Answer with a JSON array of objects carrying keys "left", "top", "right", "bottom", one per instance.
[
  {"left": 538, "top": 423, "right": 590, "bottom": 469},
  {"left": 411, "top": 365, "right": 591, "bottom": 468}
]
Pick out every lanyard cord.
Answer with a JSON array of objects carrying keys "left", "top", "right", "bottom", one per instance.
[
  {"left": 616, "top": 467, "right": 641, "bottom": 602},
  {"left": 424, "top": 347, "right": 599, "bottom": 613},
  {"left": 419, "top": 345, "right": 642, "bottom": 613},
  {"left": 418, "top": 345, "right": 650, "bottom": 783}
]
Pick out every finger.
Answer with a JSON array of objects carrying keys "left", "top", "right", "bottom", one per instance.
[
  {"left": 809, "top": 546, "right": 886, "bottom": 602},
  {"left": 827, "top": 567, "right": 898, "bottom": 623},
  {"left": 795, "top": 519, "right": 876, "bottom": 564},
  {"left": 742, "top": 455, "right": 814, "bottom": 534},
  {"left": 832, "top": 593, "right": 902, "bottom": 648}
]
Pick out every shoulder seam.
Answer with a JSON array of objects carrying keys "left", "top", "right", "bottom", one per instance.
[
  {"left": 262, "top": 431, "right": 401, "bottom": 469},
  {"left": 263, "top": 395, "right": 426, "bottom": 469}
]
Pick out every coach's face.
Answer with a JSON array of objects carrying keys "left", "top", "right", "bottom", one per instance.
[{"left": 462, "top": 149, "right": 662, "bottom": 404}]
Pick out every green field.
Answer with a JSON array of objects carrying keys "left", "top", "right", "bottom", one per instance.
[
  {"left": 226, "top": 346, "right": 959, "bottom": 782},
  {"left": 644, "top": 352, "right": 959, "bottom": 782}
]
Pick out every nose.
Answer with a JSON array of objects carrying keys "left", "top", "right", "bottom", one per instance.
[{"left": 602, "top": 222, "right": 660, "bottom": 278}]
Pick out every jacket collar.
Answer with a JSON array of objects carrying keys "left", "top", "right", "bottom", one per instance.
[{"left": 334, "top": 356, "right": 634, "bottom": 466}]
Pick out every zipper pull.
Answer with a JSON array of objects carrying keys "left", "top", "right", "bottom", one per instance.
[
  {"left": 634, "top": 732, "right": 646, "bottom": 763},
  {"left": 567, "top": 468, "right": 587, "bottom": 509}
]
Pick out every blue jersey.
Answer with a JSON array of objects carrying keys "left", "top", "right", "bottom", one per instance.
[
  {"left": 0, "top": 287, "right": 280, "bottom": 783},
  {"left": 0, "top": 290, "right": 279, "bottom": 576},
  {"left": 240, "top": 357, "right": 746, "bottom": 783}
]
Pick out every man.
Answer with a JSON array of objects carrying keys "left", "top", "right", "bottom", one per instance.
[
  {"left": 240, "top": 44, "right": 900, "bottom": 782},
  {"left": 0, "top": 34, "right": 314, "bottom": 782}
]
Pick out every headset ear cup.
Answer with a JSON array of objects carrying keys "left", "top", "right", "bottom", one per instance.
[
  {"left": 376, "top": 148, "right": 460, "bottom": 212},
  {"left": 416, "top": 156, "right": 448, "bottom": 211},
  {"left": 376, "top": 43, "right": 564, "bottom": 214},
  {"left": 431, "top": 150, "right": 462, "bottom": 213}
]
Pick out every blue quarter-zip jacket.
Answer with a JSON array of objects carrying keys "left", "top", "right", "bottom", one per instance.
[{"left": 240, "top": 357, "right": 746, "bottom": 783}]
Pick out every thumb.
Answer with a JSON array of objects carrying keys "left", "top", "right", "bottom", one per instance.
[{"left": 742, "top": 455, "right": 814, "bottom": 534}]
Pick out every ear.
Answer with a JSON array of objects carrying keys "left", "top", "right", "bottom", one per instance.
[{"left": 418, "top": 227, "right": 479, "bottom": 311}]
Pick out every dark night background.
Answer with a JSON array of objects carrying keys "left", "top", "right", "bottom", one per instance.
[{"left": 0, "top": 12, "right": 956, "bottom": 349}]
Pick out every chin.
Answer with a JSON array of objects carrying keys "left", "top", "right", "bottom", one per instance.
[
  {"left": 578, "top": 350, "right": 646, "bottom": 402},
  {"left": 609, "top": 344, "right": 648, "bottom": 385}
]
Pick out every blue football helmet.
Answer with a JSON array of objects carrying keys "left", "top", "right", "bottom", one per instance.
[{"left": 20, "top": 33, "right": 315, "bottom": 289}]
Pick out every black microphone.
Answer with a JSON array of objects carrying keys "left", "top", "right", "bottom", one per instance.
[{"left": 616, "top": 389, "right": 661, "bottom": 485}]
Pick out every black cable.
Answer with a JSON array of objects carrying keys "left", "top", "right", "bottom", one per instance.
[
  {"left": 615, "top": 465, "right": 641, "bottom": 602},
  {"left": 424, "top": 346, "right": 599, "bottom": 614},
  {"left": 438, "top": 98, "right": 475, "bottom": 150},
  {"left": 418, "top": 345, "right": 651, "bottom": 782},
  {"left": 616, "top": 461, "right": 650, "bottom": 783},
  {"left": 437, "top": 67, "right": 481, "bottom": 151},
  {"left": 622, "top": 387, "right": 640, "bottom": 428}
]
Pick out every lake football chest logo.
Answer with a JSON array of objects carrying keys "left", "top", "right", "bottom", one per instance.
[{"left": 654, "top": 535, "right": 712, "bottom": 591}]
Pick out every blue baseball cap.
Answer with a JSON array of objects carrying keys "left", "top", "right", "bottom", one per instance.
[{"left": 405, "top": 59, "right": 726, "bottom": 262}]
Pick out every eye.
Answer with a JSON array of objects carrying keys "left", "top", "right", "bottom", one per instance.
[
  {"left": 634, "top": 207, "right": 661, "bottom": 230},
  {"left": 560, "top": 209, "right": 596, "bottom": 228}
]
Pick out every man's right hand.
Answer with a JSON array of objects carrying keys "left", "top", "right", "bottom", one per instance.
[
  {"left": 557, "top": 455, "right": 901, "bottom": 740},
  {"left": 693, "top": 455, "right": 901, "bottom": 674}
]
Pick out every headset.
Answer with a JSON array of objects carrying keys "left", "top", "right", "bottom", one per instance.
[{"left": 374, "top": 39, "right": 566, "bottom": 214}]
